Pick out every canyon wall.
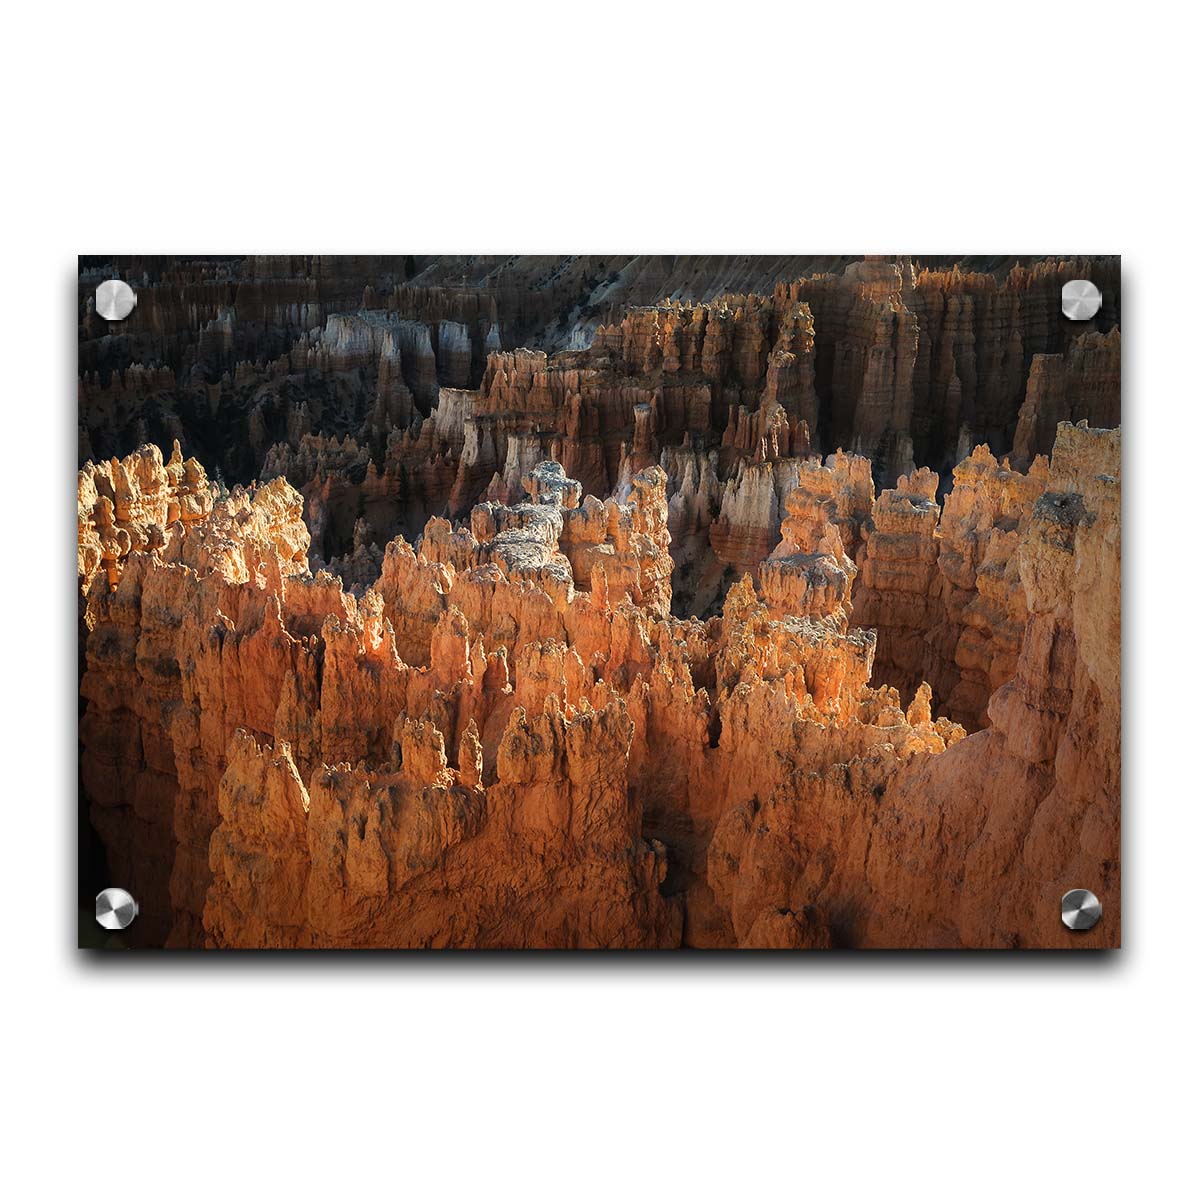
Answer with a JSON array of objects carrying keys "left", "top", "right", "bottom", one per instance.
[
  {"left": 79, "top": 257, "right": 1119, "bottom": 605},
  {"left": 79, "top": 256, "right": 1120, "bottom": 948},
  {"left": 79, "top": 415, "right": 1120, "bottom": 947}
]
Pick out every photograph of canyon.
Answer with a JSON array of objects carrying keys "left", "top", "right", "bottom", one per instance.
[{"left": 77, "top": 254, "right": 1121, "bottom": 950}]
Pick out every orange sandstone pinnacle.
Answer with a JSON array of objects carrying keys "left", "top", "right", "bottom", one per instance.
[{"left": 78, "top": 417, "right": 1119, "bottom": 948}]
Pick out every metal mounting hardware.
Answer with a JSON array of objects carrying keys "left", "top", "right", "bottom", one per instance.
[
  {"left": 1061, "top": 888, "right": 1102, "bottom": 931},
  {"left": 1061, "top": 279, "right": 1102, "bottom": 321},
  {"left": 95, "top": 279, "right": 137, "bottom": 321},
  {"left": 95, "top": 887, "right": 139, "bottom": 931}
]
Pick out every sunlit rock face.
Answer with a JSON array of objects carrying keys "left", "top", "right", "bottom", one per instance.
[
  {"left": 79, "top": 255, "right": 1119, "bottom": 584},
  {"left": 77, "top": 255, "right": 1120, "bottom": 948}
]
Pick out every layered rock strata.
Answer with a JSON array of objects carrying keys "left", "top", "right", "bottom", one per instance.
[
  {"left": 80, "top": 257, "right": 1119, "bottom": 618},
  {"left": 1012, "top": 328, "right": 1121, "bottom": 466},
  {"left": 78, "top": 441, "right": 214, "bottom": 594},
  {"left": 78, "top": 416, "right": 1118, "bottom": 948},
  {"left": 78, "top": 256, "right": 1121, "bottom": 950},
  {"left": 709, "top": 423, "right": 1120, "bottom": 948},
  {"left": 852, "top": 445, "right": 1050, "bottom": 729}
]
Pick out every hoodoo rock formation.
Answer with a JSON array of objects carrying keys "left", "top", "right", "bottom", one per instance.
[{"left": 78, "top": 255, "right": 1121, "bottom": 948}]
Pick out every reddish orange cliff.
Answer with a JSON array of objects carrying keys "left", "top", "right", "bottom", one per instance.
[
  {"left": 78, "top": 416, "right": 1118, "bottom": 947},
  {"left": 78, "top": 256, "right": 1120, "bottom": 949}
]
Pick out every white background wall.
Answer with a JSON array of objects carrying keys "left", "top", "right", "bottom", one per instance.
[{"left": 5, "top": 2, "right": 1195, "bottom": 1196}]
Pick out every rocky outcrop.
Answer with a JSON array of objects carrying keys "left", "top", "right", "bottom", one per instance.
[
  {"left": 1012, "top": 328, "right": 1121, "bottom": 466},
  {"left": 852, "top": 468, "right": 945, "bottom": 705},
  {"left": 760, "top": 458, "right": 858, "bottom": 625},
  {"left": 708, "top": 459, "right": 799, "bottom": 580},
  {"left": 78, "top": 441, "right": 214, "bottom": 595},
  {"left": 79, "top": 473, "right": 315, "bottom": 945},
  {"left": 710, "top": 423, "right": 1120, "bottom": 947},
  {"left": 850, "top": 444, "right": 1051, "bottom": 730},
  {"left": 80, "top": 256, "right": 1119, "bottom": 607},
  {"left": 77, "top": 444, "right": 1067, "bottom": 949},
  {"left": 773, "top": 255, "right": 1119, "bottom": 476},
  {"left": 882, "top": 423, "right": 1120, "bottom": 945},
  {"left": 78, "top": 255, "right": 1121, "bottom": 951}
]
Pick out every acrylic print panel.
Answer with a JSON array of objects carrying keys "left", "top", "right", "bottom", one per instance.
[{"left": 77, "top": 255, "right": 1121, "bottom": 950}]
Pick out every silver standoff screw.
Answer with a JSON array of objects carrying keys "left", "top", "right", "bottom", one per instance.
[
  {"left": 95, "top": 278, "right": 137, "bottom": 321},
  {"left": 1061, "top": 279, "right": 1101, "bottom": 321},
  {"left": 1061, "top": 888, "right": 1102, "bottom": 931},
  {"left": 96, "top": 887, "right": 139, "bottom": 931}
]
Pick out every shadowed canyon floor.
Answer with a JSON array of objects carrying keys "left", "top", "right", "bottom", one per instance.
[{"left": 77, "top": 255, "right": 1121, "bottom": 948}]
